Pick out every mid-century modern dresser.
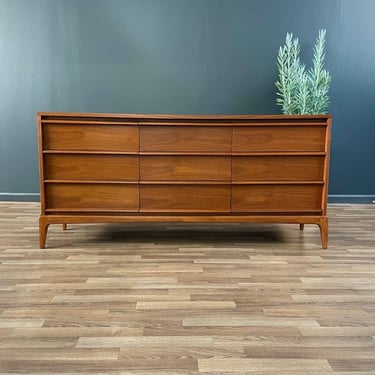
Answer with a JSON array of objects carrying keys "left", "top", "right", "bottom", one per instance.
[{"left": 37, "top": 112, "right": 331, "bottom": 248}]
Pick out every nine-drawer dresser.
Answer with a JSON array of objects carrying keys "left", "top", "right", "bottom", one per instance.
[{"left": 37, "top": 112, "right": 331, "bottom": 248}]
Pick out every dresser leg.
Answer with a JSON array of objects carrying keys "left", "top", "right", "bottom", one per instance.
[
  {"left": 39, "top": 218, "right": 49, "bottom": 249},
  {"left": 318, "top": 217, "right": 328, "bottom": 249},
  {"left": 299, "top": 224, "right": 304, "bottom": 231},
  {"left": 62, "top": 224, "right": 67, "bottom": 230}
]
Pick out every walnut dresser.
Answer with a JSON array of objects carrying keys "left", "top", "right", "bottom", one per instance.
[{"left": 37, "top": 112, "right": 331, "bottom": 249}]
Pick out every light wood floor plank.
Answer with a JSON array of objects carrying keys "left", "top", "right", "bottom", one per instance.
[
  {"left": 77, "top": 336, "right": 213, "bottom": 348},
  {"left": 183, "top": 316, "right": 320, "bottom": 327},
  {"left": 198, "top": 357, "right": 333, "bottom": 372}
]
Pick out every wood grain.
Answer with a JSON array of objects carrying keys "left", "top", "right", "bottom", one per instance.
[
  {"left": 140, "top": 184, "right": 231, "bottom": 212},
  {"left": 140, "top": 155, "right": 231, "bottom": 181},
  {"left": 43, "top": 124, "right": 138, "bottom": 151},
  {"left": 231, "top": 184, "right": 323, "bottom": 212},
  {"left": 45, "top": 183, "right": 139, "bottom": 211},
  {"left": 198, "top": 358, "right": 332, "bottom": 372},
  {"left": 44, "top": 154, "right": 139, "bottom": 181},
  {"left": 3, "top": 201, "right": 373, "bottom": 373},
  {"left": 232, "top": 125, "right": 326, "bottom": 152},
  {"left": 232, "top": 155, "right": 324, "bottom": 181},
  {"left": 140, "top": 126, "right": 231, "bottom": 152}
]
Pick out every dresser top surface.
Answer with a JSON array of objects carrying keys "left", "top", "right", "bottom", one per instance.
[{"left": 37, "top": 112, "right": 331, "bottom": 121}]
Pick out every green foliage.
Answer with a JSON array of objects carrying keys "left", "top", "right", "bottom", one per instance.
[
  {"left": 275, "top": 33, "right": 301, "bottom": 114},
  {"left": 276, "top": 29, "right": 332, "bottom": 114},
  {"left": 308, "top": 30, "right": 332, "bottom": 114}
]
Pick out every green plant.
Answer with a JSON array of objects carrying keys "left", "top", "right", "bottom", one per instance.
[{"left": 276, "top": 29, "right": 331, "bottom": 114}]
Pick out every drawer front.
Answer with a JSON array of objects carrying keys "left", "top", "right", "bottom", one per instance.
[
  {"left": 45, "top": 184, "right": 139, "bottom": 211},
  {"left": 232, "top": 156, "right": 324, "bottom": 181},
  {"left": 140, "top": 156, "right": 231, "bottom": 181},
  {"left": 140, "top": 185, "right": 230, "bottom": 212},
  {"left": 140, "top": 126, "right": 231, "bottom": 152},
  {"left": 231, "top": 185, "right": 322, "bottom": 213},
  {"left": 44, "top": 155, "right": 139, "bottom": 181},
  {"left": 43, "top": 124, "right": 138, "bottom": 151},
  {"left": 232, "top": 126, "right": 326, "bottom": 152}
]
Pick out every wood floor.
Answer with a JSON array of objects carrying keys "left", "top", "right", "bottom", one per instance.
[{"left": 0, "top": 202, "right": 375, "bottom": 374}]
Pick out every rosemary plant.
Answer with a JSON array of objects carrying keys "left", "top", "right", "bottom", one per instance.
[
  {"left": 308, "top": 30, "right": 332, "bottom": 114},
  {"left": 276, "top": 33, "right": 301, "bottom": 114},
  {"left": 276, "top": 29, "right": 331, "bottom": 114}
]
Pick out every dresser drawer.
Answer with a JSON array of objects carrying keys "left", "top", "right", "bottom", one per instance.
[
  {"left": 232, "top": 126, "right": 326, "bottom": 152},
  {"left": 232, "top": 156, "right": 324, "bottom": 181},
  {"left": 231, "top": 185, "right": 322, "bottom": 213},
  {"left": 140, "top": 156, "right": 231, "bottom": 181},
  {"left": 44, "top": 154, "right": 139, "bottom": 181},
  {"left": 140, "top": 126, "right": 231, "bottom": 152},
  {"left": 43, "top": 124, "right": 138, "bottom": 152},
  {"left": 45, "top": 183, "right": 139, "bottom": 211},
  {"left": 140, "top": 184, "right": 230, "bottom": 212}
]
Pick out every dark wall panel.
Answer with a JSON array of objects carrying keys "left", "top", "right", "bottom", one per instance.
[{"left": 0, "top": 0, "right": 374, "bottom": 200}]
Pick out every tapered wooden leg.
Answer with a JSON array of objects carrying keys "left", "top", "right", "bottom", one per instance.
[
  {"left": 299, "top": 224, "right": 304, "bottom": 231},
  {"left": 39, "top": 217, "right": 49, "bottom": 249},
  {"left": 318, "top": 217, "right": 328, "bottom": 249},
  {"left": 62, "top": 224, "right": 67, "bottom": 230}
]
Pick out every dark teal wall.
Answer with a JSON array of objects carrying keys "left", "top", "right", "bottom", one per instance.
[{"left": 0, "top": 0, "right": 374, "bottom": 201}]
